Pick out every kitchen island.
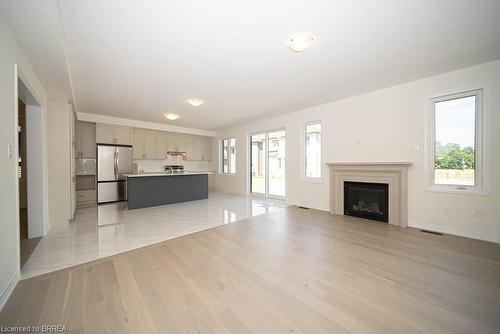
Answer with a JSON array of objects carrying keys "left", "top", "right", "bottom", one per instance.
[{"left": 123, "top": 172, "right": 213, "bottom": 210}]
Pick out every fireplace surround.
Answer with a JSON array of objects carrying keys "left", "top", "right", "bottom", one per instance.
[{"left": 327, "top": 162, "right": 412, "bottom": 227}]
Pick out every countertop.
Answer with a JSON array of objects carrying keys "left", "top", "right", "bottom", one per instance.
[{"left": 123, "top": 171, "right": 214, "bottom": 178}]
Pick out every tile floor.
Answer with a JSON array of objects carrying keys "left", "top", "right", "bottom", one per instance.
[{"left": 21, "top": 192, "right": 285, "bottom": 279}]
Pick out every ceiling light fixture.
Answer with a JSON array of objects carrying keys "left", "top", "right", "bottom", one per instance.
[
  {"left": 187, "top": 98, "right": 204, "bottom": 107},
  {"left": 288, "top": 33, "right": 315, "bottom": 52},
  {"left": 164, "top": 113, "right": 180, "bottom": 120}
]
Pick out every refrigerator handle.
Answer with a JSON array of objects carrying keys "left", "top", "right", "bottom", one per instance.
[{"left": 114, "top": 150, "right": 118, "bottom": 180}]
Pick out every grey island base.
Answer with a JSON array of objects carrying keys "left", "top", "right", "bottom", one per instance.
[{"left": 124, "top": 172, "right": 210, "bottom": 210}]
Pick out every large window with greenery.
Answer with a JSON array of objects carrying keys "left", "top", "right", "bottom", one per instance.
[{"left": 430, "top": 89, "right": 483, "bottom": 190}]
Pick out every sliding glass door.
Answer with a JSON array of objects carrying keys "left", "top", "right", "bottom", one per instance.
[
  {"left": 250, "top": 130, "right": 286, "bottom": 198},
  {"left": 250, "top": 133, "right": 266, "bottom": 194}
]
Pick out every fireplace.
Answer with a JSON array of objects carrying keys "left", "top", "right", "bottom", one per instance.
[{"left": 344, "top": 181, "right": 389, "bottom": 223}]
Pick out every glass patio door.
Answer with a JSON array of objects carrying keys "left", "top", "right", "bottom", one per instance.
[{"left": 250, "top": 130, "right": 286, "bottom": 198}]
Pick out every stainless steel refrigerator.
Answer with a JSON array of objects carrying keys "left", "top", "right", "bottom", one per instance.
[{"left": 97, "top": 144, "right": 132, "bottom": 203}]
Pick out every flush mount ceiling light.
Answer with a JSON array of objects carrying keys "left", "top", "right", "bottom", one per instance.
[
  {"left": 288, "top": 33, "right": 315, "bottom": 52},
  {"left": 163, "top": 112, "right": 180, "bottom": 120},
  {"left": 187, "top": 98, "right": 204, "bottom": 107}
]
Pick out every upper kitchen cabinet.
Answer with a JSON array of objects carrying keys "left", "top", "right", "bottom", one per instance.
[
  {"left": 132, "top": 129, "right": 159, "bottom": 160},
  {"left": 114, "top": 126, "right": 133, "bottom": 145},
  {"left": 166, "top": 133, "right": 186, "bottom": 152},
  {"left": 186, "top": 136, "right": 212, "bottom": 161},
  {"left": 155, "top": 132, "right": 167, "bottom": 160},
  {"left": 96, "top": 123, "right": 132, "bottom": 145},
  {"left": 132, "top": 128, "right": 212, "bottom": 161},
  {"left": 132, "top": 128, "right": 145, "bottom": 159},
  {"left": 75, "top": 121, "right": 96, "bottom": 158}
]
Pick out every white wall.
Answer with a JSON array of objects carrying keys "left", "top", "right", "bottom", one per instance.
[
  {"left": 214, "top": 60, "right": 500, "bottom": 243},
  {"left": 0, "top": 16, "right": 48, "bottom": 309},
  {"left": 47, "top": 100, "right": 72, "bottom": 227}
]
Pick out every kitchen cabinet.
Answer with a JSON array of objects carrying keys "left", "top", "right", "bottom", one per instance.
[
  {"left": 96, "top": 123, "right": 132, "bottom": 145},
  {"left": 184, "top": 136, "right": 194, "bottom": 159},
  {"left": 132, "top": 129, "right": 159, "bottom": 160},
  {"left": 75, "top": 121, "right": 96, "bottom": 158},
  {"left": 166, "top": 133, "right": 177, "bottom": 152},
  {"left": 201, "top": 138, "right": 211, "bottom": 161},
  {"left": 143, "top": 130, "right": 156, "bottom": 159},
  {"left": 166, "top": 133, "right": 185, "bottom": 152},
  {"left": 132, "top": 128, "right": 145, "bottom": 159},
  {"left": 186, "top": 136, "right": 211, "bottom": 161},
  {"left": 132, "top": 128, "right": 212, "bottom": 161},
  {"left": 155, "top": 132, "right": 167, "bottom": 160},
  {"left": 114, "top": 126, "right": 132, "bottom": 145}
]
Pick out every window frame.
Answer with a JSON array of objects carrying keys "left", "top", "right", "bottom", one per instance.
[
  {"left": 302, "top": 120, "right": 323, "bottom": 182},
  {"left": 220, "top": 137, "right": 236, "bottom": 175},
  {"left": 427, "top": 88, "right": 485, "bottom": 194}
]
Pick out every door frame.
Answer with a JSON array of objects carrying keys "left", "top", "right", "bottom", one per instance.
[
  {"left": 248, "top": 127, "right": 286, "bottom": 200},
  {"left": 15, "top": 65, "right": 49, "bottom": 271}
]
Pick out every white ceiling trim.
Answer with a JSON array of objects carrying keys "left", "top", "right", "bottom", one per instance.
[{"left": 77, "top": 112, "right": 216, "bottom": 137}]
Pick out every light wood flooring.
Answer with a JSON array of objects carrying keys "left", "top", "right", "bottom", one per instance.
[{"left": 1, "top": 207, "right": 500, "bottom": 333}]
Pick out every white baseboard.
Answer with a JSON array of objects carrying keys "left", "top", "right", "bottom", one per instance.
[
  {"left": 409, "top": 221, "right": 499, "bottom": 244},
  {"left": 0, "top": 271, "right": 19, "bottom": 311}
]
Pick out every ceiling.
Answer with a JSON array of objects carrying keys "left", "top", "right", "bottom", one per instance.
[{"left": 1, "top": 0, "right": 500, "bottom": 130}]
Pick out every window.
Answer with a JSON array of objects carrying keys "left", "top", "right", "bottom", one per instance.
[
  {"left": 429, "top": 89, "right": 484, "bottom": 191},
  {"left": 304, "top": 121, "right": 322, "bottom": 178},
  {"left": 221, "top": 138, "right": 236, "bottom": 174}
]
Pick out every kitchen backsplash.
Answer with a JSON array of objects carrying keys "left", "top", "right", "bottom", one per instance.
[{"left": 133, "top": 158, "right": 212, "bottom": 173}]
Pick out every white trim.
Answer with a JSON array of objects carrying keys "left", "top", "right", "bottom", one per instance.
[
  {"left": 0, "top": 272, "right": 19, "bottom": 311},
  {"left": 409, "top": 220, "right": 499, "bottom": 244},
  {"left": 301, "top": 120, "right": 323, "bottom": 182},
  {"left": 426, "top": 88, "right": 490, "bottom": 194},
  {"left": 425, "top": 186, "right": 490, "bottom": 196}
]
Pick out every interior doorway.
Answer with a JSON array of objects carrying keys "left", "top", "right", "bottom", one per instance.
[
  {"left": 250, "top": 129, "right": 286, "bottom": 198},
  {"left": 17, "top": 99, "right": 40, "bottom": 267},
  {"left": 17, "top": 73, "right": 46, "bottom": 269}
]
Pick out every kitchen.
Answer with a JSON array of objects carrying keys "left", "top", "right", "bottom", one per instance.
[{"left": 75, "top": 121, "right": 215, "bottom": 211}]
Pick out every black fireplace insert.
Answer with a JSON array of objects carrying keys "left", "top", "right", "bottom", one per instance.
[{"left": 344, "top": 181, "right": 388, "bottom": 223}]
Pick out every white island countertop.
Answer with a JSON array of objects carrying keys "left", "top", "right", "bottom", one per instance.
[{"left": 123, "top": 171, "right": 214, "bottom": 178}]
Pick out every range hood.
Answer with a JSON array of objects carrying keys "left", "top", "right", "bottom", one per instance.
[{"left": 167, "top": 151, "right": 187, "bottom": 156}]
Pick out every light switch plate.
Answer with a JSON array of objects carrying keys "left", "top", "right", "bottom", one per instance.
[{"left": 7, "top": 144, "right": 13, "bottom": 158}]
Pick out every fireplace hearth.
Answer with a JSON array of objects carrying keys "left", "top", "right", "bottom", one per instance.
[{"left": 344, "top": 181, "right": 388, "bottom": 223}]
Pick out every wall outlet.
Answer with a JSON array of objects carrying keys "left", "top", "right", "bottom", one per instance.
[{"left": 412, "top": 144, "right": 420, "bottom": 152}]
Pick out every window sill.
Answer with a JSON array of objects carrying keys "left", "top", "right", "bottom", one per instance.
[
  {"left": 426, "top": 185, "right": 490, "bottom": 197},
  {"left": 220, "top": 173, "right": 237, "bottom": 176}
]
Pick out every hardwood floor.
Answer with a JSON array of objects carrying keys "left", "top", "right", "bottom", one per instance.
[{"left": 1, "top": 206, "right": 500, "bottom": 333}]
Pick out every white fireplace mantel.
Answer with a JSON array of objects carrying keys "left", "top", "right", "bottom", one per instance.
[{"left": 327, "top": 161, "right": 412, "bottom": 227}]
